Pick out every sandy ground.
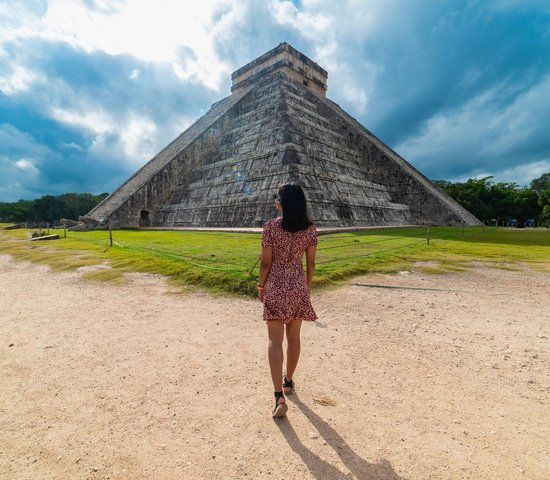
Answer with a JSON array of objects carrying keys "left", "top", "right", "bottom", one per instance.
[{"left": 1, "top": 255, "right": 549, "bottom": 480}]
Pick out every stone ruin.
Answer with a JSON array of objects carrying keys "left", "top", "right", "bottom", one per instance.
[{"left": 86, "top": 43, "right": 480, "bottom": 228}]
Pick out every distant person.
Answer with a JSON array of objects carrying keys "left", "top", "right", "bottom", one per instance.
[{"left": 257, "top": 183, "right": 317, "bottom": 418}]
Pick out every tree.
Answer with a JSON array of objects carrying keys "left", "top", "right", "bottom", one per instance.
[
  {"left": 0, "top": 199, "right": 33, "bottom": 222},
  {"left": 0, "top": 192, "right": 109, "bottom": 224},
  {"left": 435, "top": 177, "right": 493, "bottom": 223},
  {"left": 434, "top": 176, "right": 544, "bottom": 226},
  {"left": 530, "top": 173, "right": 550, "bottom": 226},
  {"left": 32, "top": 195, "right": 65, "bottom": 223}
]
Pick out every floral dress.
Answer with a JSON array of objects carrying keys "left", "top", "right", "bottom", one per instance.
[{"left": 261, "top": 217, "right": 318, "bottom": 324}]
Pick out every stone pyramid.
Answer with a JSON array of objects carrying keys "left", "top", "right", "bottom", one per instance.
[{"left": 87, "top": 43, "right": 480, "bottom": 227}]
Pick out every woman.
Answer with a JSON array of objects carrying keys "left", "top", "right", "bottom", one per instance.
[{"left": 258, "top": 183, "right": 317, "bottom": 418}]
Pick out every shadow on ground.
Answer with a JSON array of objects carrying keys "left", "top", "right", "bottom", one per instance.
[{"left": 275, "top": 394, "right": 406, "bottom": 479}]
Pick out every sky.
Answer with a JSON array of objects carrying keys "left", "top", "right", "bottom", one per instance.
[{"left": 1, "top": 0, "right": 549, "bottom": 202}]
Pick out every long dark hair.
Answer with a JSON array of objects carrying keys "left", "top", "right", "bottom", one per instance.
[{"left": 277, "top": 183, "right": 312, "bottom": 232}]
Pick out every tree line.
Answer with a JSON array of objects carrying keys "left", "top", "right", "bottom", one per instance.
[
  {"left": 0, "top": 192, "right": 109, "bottom": 225},
  {"left": 433, "top": 172, "right": 550, "bottom": 227}
]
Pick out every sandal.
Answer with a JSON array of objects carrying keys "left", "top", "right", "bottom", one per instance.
[
  {"left": 283, "top": 375, "right": 295, "bottom": 395},
  {"left": 272, "top": 391, "right": 288, "bottom": 418}
]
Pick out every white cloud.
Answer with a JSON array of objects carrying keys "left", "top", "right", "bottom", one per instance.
[
  {"left": 267, "top": 0, "right": 382, "bottom": 114},
  {"left": 494, "top": 159, "right": 550, "bottom": 185},
  {"left": 50, "top": 106, "right": 113, "bottom": 135},
  {"left": 15, "top": 158, "right": 39, "bottom": 174},
  {"left": 119, "top": 115, "right": 158, "bottom": 162},
  {"left": 0, "top": 0, "right": 245, "bottom": 91},
  {"left": 51, "top": 105, "right": 170, "bottom": 166},
  {"left": 396, "top": 75, "right": 550, "bottom": 176},
  {"left": 0, "top": 63, "right": 39, "bottom": 94},
  {"left": 270, "top": 0, "right": 331, "bottom": 35},
  {"left": 59, "top": 142, "right": 84, "bottom": 150},
  {"left": 453, "top": 159, "right": 550, "bottom": 186}
]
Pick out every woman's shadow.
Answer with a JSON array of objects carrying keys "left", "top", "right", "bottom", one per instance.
[{"left": 275, "top": 394, "right": 406, "bottom": 480}]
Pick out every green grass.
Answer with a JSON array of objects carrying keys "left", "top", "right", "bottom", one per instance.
[{"left": 1, "top": 224, "right": 549, "bottom": 296}]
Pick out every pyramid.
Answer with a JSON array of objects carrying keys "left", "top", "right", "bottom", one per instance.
[{"left": 87, "top": 43, "right": 480, "bottom": 228}]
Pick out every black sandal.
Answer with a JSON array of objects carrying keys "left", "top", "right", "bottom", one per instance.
[
  {"left": 272, "top": 391, "right": 288, "bottom": 418},
  {"left": 283, "top": 376, "right": 295, "bottom": 395}
]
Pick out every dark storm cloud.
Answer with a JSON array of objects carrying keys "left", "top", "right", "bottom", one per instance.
[
  {"left": 252, "top": 0, "right": 550, "bottom": 184},
  {"left": 0, "top": 36, "right": 218, "bottom": 200},
  {"left": 1, "top": 0, "right": 549, "bottom": 201}
]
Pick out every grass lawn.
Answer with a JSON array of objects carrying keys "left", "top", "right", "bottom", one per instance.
[{"left": 1, "top": 224, "right": 549, "bottom": 296}]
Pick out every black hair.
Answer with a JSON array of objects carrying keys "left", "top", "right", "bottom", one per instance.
[{"left": 277, "top": 183, "right": 312, "bottom": 232}]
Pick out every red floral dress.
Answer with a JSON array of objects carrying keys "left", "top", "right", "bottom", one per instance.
[{"left": 262, "top": 217, "right": 318, "bottom": 324}]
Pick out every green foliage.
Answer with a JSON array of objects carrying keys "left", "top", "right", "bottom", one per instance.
[
  {"left": 530, "top": 173, "right": 550, "bottom": 226},
  {"left": 435, "top": 175, "right": 547, "bottom": 226},
  {"left": 0, "top": 192, "right": 109, "bottom": 223},
  {"left": 530, "top": 173, "right": 550, "bottom": 194},
  {"left": 542, "top": 205, "right": 550, "bottom": 227},
  {"left": 0, "top": 199, "right": 33, "bottom": 223}
]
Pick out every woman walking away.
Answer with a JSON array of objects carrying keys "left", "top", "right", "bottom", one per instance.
[{"left": 257, "top": 183, "right": 317, "bottom": 418}]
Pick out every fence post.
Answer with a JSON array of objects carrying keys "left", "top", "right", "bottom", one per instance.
[
  {"left": 47, "top": 222, "right": 50, "bottom": 234},
  {"left": 426, "top": 225, "right": 430, "bottom": 245},
  {"left": 109, "top": 222, "right": 113, "bottom": 247}
]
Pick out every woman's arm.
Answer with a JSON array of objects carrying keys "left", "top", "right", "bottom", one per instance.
[
  {"left": 305, "top": 245, "right": 316, "bottom": 290},
  {"left": 258, "top": 246, "right": 273, "bottom": 302}
]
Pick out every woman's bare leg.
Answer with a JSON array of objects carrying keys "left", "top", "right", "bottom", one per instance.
[
  {"left": 267, "top": 320, "right": 285, "bottom": 392},
  {"left": 284, "top": 318, "right": 303, "bottom": 381}
]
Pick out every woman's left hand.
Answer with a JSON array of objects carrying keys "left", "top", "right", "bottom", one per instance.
[{"left": 258, "top": 289, "right": 264, "bottom": 303}]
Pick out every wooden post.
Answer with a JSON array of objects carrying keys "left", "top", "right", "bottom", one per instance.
[
  {"left": 109, "top": 222, "right": 113, "bottom": 247},
  {"left": 47, "top": 222, "right": 50, "bottom": 234},
  {"left": 426, "top": 225, "right": 430, "bottom": 245}
]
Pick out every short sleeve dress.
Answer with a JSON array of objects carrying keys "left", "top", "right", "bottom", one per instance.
[{"left": 261, "top": 217, "right": 318, "bottom": 324}]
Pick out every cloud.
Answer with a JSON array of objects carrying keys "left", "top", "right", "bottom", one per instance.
[
  {"left": 59, "top": 142, "right": 84, "bottom": 151},
  {"left": 396, "top": 75, "right": 550, "bottom": 182},
  {"left": 15, "top": 158, "right": 39, "bottom": 173},
  {"left": 462, "top": 159, "right": 550, "bottom": 186},
  {"left": 1, "top": 0, "right": 550, "bottom": 202},
  {"left": 0, "top": 34, "right": 220, "bottom": 199},
  {"left": 0, "top": 63, "right": 39, "bottom": 95},
  {"left": 266, "top": 0, "right": 550, "bottom": 185},
  {"left": 1, "top": 0, "right": 244, "bottom": 91},
  {"left": 0, "top": 123, "right": 50, "bottom": 199}
]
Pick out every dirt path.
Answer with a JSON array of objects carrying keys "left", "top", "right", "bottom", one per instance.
[{"left": 1, "top": 255, "right": 549, "bottom": 479}]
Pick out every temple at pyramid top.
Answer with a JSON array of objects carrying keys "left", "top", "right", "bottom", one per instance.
[
  {"left": 231, "top": 42, "right": 328, "bottom": 97},
  {"left": 86, "top": 43, "right": 480, "bottom": 228}
]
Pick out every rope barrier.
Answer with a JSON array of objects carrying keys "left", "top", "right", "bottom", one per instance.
[
  {"left": 351, "top": 283, "right": 472, "bottom": 293},
  {"left": 317, "top": 228, "right": 426, "bottom": 251},
  {"left": 316, "top": 239, "right": 426, "bottom": 264},
  {"left": 69, "top": 233, "right": 253, "bottom": 270},
  {"left": 64, "top": 226, "right": 481, "bottom": 273},
  {"left": 114, "top": 241, "right": 251, "bottom": 272}
]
